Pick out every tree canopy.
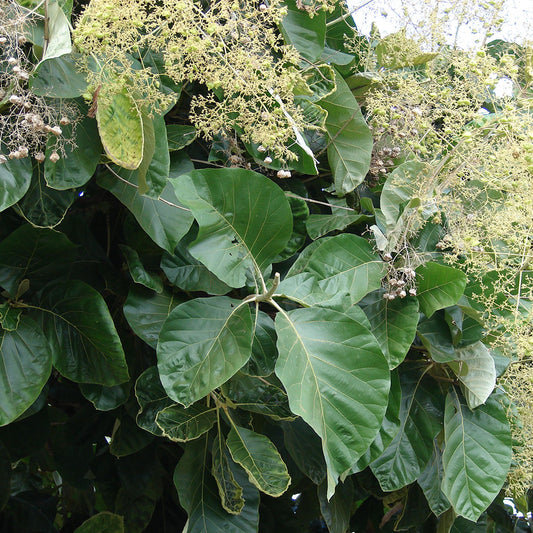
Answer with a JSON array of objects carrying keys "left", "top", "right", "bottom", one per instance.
[{"left": 0, "top": 0, "right": 532, "bottom": 531}]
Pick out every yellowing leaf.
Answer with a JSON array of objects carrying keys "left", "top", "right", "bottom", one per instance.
[{"left": 96, "top": 88, "right": 144, "bottom": 170}]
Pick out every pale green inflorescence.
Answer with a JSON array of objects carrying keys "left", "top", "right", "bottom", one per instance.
[
  {"left": 351, "top": 3, "right": 533, "bottom": 496},
  {"left": 73, "top": 0, "right": 324, "bottom": 162}
]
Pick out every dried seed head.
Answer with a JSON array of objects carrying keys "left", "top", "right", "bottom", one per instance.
[
  {"left": 259, "top": 3, "right": 268, "bottom": 11},
  {"left": 399, "top": 290, "right": 407, "bottom": 298},
  {"left": 383, "top": 252, "right": 393, "bottom": 261},
  {"left": 257, "top": 145, "right": 267, "bottom": 153},
  {"left": 409, "top": 288, "right": 417, "bottom": 296},
  {"left": 8, "top": 95, "right": 21, "bottom": 104},
  {"left": 34, "top": 152, "right": 45, "bottom": 162},
  {"left": 59, "top": 116, "right": 70, "bottom": 126},
  {"left": 18, "top": 146, "right": 29, "bottom": 157},
  {"left": 264, "top": 156, "right": 273, "bottom": 164},
  {"left": 51, "top": 126, "right": 62, "bottom": 136},
  {"left": 49, "top": 151, "right": 60, "bottom": 163},
  {"left": 7, "top": 57, "right": 17, "bottom": 65},
  {"left": 0, "top": 155, "right": 7, "bottom": 164}
]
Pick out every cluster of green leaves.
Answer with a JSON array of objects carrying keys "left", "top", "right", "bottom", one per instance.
[{"left": 1, "top": 1, "right": 532, "bottom": 532}]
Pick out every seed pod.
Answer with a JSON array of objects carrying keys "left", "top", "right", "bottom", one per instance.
[
  {"left": 34, "top": 152, "right": 45, "bottom": 162},
  {"left": 49, "top": 151, "right": 60, "bottom": 163},
  {"left": 264, "top": 156, "right": 273, "bottom": 164}
]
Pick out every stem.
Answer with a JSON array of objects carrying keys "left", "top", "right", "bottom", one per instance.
[
  {"left": 255, "top": 272, "right": 280, "bottom": 302},
  {"left": 326, "top": 0, "right": 375, "bottom": 28},
  {"left": 43, "top": 0, "right": 49, "bottom": 56}
]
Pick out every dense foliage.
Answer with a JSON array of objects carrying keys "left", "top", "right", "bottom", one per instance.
[{"left": 0, "top": 0, "right": 532, "bottom": 531}]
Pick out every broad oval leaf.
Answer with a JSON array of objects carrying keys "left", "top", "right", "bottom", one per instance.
[
  {"left": 360, "top": 289, "right": 420, "bottom": 369},
  {"left": 31, "top": 53, "right": 88, "bottom": 98},
  {"left": 38, "top": 280, "right": 129, "bottom": 386},
  {"left": 319, "top": 70, "right": 373, "bottom": 194},
  {"left": 174, "top": 436, "right": 259, "bottom": 533},
  {"left": 123, "top": 286, "right": 182, "bottom": 349},
  {"left": 226, "top": 425, "right": 291, "bottom": 497},
  {"left": 97, "top": 152, "right": 194, "bottom": 253},
  {"left": 170, "top": 168, "right": 293, "bottom": 288},
  {"left": 442, "top": 390, "right": 511, "bottom": 522},
  {"left": 166, "top": 124, "right": 197, "bottom": 151},
  {"left": 370, "top": 366, "right": 444, "bottom": 492},
  {"left": 135, "top": 367, "right": 175, "bottom": 436},
  {"left": 96, "top": 87, "right": 144, "bottom": 170},
  {"left": 275, "top": 307, "right": 390, "bottom": 498},
  {"left": 279, "top": 234, "right": 385, "bottom": 308},
  {"left": 416, "top": 262, "right": 468, "bottom": 318},
  {"left": 0, "top": 316, "right": 53, "bottom": 426},
  {"left": 155, "top": 403, "right": 217, "bottom": 442},
  {"left": 157, "top": 296, "right": 254, "bottom": 407},
  {"left": 318, "top": 477, "right": 354, "bottom": 533},
  {"left": 448, "top": 342, "right": 496, "bottom": 409},
  {"left": 0, "top": 156, "right": 32, "bottom": 212},
  {"left": 212, "top": 433, "right": 244, "bottom": 515},
  {"left": 306, "top": 212, "right": 370, "bottom": 240},
  {"left": 418, "top": 313, "right": 457, "bottom": 363}
]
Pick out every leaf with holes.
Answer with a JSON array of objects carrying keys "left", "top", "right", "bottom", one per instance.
[{"left": 170, "top": 168, "right": 292, "bottom": 288}]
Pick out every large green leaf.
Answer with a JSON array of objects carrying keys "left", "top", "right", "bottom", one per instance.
[
  {"left": 448, "top": 342, "right": 496, "bottom": 409},
  {"left": 44, "top": 111, "right": 101, "bottom": 189},
  {"left": 0, "top": 225, "right": 77, "bottom": 296},
  {"left": 96, "top": 87, "right": 144, "bottom": 170},
  {"left": 416, "top": 263, "right": 468, "bottom": 318},
  {"left": 16, "top": 163, "right": 77, "bottom": 228},
  {"left": 0, "top": 316, "right": 53, "bottom": 426},
  {"left": 278, "top": 234, "right": 385, "bottom": 308},
  {"left": 123, "top": 286, "right": 182, "bottom": 349},
  {"left": 174, "top": 436, "right": 260, "bottom": 533},
  {"left": 31, "top": 53, "right": 88, "bottom": 98},
  {"left": 0, "top": 156, "right": 32, "bottom": 212},
  {"left": 418, "top": 440, "right": 451, "bottom": 517},
  {"left": 227, "top": 425, "right": 291, "bottom": 497},
  {"left": 275, "top": 307, "right": 390, "bottom": 498},
  {"left": 38, "top": 280, "right": 129, "bottom": 386},
  {"left": 442, "top": 390, "right": 512, "bottom": 521},
  {"left": 279, "top": 0, "right": 326, "bottom": 62},
  {"left": 97, "top": 152, "right": 194, "bottom": 253},
  {"left": 161, "top": 230, "right": 231, "bottom": 295},
  {"left": 319, "top": 70, "right": 373, "bottom": 195},
  {"left": 74, "top": 512, "right": 124, "bottom": 533},
  {"left": 135, "top": 367, "right": 175, "bottom": 436},
  {"left": 360, "top": 289, "right": 419, "bottom": 369},
  {"left": 370, "top": 367, "right": 444, "bottom": 492},
  {"left": 155, "top": 403, "right": 217, "bottom": 442},
  {"left": 170, "top": 168, "right": 293, "bottom": 289},
  {"left": 350, "top": 369, "right": 401, "bottom": 474},
  {"left": 157, "top": 297, "right": 254, "bottom": 407},
  {"left": 212, "top": 433, "right": 244, "bottom": 515},
  {"left": 221, "top": 372, "right": 294, "bottom": 421}
]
